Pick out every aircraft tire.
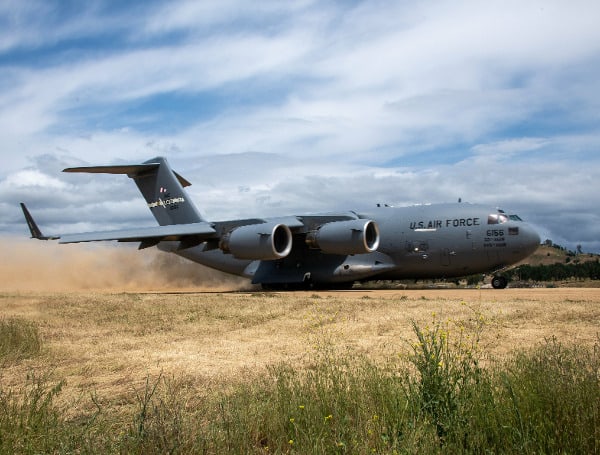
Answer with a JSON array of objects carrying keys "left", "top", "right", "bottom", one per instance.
[{"left": 491, "top": 276, "right": 508, "bottom": 289}]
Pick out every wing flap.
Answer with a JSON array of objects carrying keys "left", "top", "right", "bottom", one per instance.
[{"left": 59, "top": 222, "right": 216, "bottom": 244}]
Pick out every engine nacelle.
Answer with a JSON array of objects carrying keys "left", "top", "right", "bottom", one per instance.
[
  {"left": 305, "top": 219, "right": 380, "bottom": 255},
  {"left": 219, "top": 222, "right": 292, "bottom": 260}
]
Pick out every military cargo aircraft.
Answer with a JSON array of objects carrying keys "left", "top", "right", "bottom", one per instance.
[{"left": 21, "top": 157, "right": 540, "bottom": 289}]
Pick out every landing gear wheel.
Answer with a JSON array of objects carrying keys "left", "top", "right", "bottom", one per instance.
[{"left": 491, "top": 276, "right": 508, "bottom": 289}]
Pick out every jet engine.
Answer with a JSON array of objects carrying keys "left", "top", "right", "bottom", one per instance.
[
  {"left": 219, "top": 222, "right": 293, "bottom": 260},
  {"left": 305, "top": 219, "right": 380, "bottom": 255}
]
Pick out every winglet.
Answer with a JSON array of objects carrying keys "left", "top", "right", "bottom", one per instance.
[{"left": 20, "top": 203, "right": 59, "bottom": 240}]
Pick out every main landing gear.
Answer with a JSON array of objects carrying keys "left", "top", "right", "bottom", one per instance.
[{"left": 491, "top": 275, "right": 508, "bottom": 289}]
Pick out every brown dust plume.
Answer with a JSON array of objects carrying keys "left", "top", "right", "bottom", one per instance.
[{"left": 0, "top": 237, "right": 248, "bottom": 292}]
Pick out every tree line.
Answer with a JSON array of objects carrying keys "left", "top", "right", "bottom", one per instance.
[{"left": 509, "top": 260, "right": 600, "bottom": 282}]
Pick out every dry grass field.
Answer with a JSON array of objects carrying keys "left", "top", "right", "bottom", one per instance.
[
  {"left": 1, "top": 287, "right": 599, "bottom": 411},
  {"left": 2, "top": 239, "right": 600, "bottom": 452},
  {"left": 1, "top": 238, "right": 599, "bottom": 401}
]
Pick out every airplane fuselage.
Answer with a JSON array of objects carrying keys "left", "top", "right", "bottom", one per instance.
[{"left": 161, "top": 203, "right": 540, "bottom": 287}]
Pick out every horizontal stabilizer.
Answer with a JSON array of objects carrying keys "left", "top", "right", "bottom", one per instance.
[
  {"left": 59, "top": 222, "right": 216, "bottom": 244},
  {"left": 63, "top": 163, "right": 192, "bottom": 187}
]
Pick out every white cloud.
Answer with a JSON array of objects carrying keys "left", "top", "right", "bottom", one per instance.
[
  {"left": 142, "top": 0, "right": 317, "bottom": 35},
  {"left": 471, "top": 138, "right": 550, "bottom": 157},
  {"left": 1, "top": 0, "right": 600, "bottom": 253},
  {"left": 1, "top": 169, "right": 69, "bottom": 189}
]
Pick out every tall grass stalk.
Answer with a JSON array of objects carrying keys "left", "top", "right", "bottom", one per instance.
[{"left": 0, "top": 372, "right": 64, "bottom": 454}]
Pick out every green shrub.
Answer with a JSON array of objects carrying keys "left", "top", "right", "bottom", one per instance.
[{"left": 405, "top": 310, "right": 489, "bottom": 447}]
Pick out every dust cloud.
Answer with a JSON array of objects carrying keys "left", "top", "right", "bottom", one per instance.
[{"left": 0, "top": 237, "right": 249, "bottom": 292}]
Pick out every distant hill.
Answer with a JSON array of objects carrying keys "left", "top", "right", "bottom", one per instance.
[
  {"left": 507, "top": 243, "right": 600, "bottom": 286},
  {"left": 516, "top": 244, "right": 599, "bottom": 267}
]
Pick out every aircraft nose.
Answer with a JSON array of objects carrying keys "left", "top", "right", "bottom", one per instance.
[{"left": 520, "top": 223, "right": 541, "bottom": 256}]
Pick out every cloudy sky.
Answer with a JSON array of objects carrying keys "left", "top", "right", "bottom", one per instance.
[{"left": 1, "top": 0, "right": 599, "bottom": 252}]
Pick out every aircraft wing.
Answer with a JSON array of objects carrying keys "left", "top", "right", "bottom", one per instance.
[
  {"left": 23, "top": 196, "right": 374, "bottom": 256},
  {"left": 210, "top": 216, "right": 305, "bottom": 234},
  {"left": 207, "top": 214, "right": 358, "bottom": 236},
  {"left": 218, "top": 213, "right": 360, "bottom": 234},
  {"left": 21, "top": 203, "right": 217, "bottom": 249},
  {"left": 59, "top": 223, "right": 217, "bottom": 249}
]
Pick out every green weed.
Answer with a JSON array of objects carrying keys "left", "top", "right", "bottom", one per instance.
[{"left": 404, "top": 306, "right": 489, "bottom": 444}]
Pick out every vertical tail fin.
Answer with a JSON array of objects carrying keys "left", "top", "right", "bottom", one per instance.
[{"left": 63, "top": 157, "right": 205, "bottom": 226}]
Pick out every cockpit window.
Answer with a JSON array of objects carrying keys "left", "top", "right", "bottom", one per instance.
[
  {"left": 509, "top": 214, "right": 523, "bottom": 221},
  {"left": 488, "top": 213, "right": 509, "bottom": 224}
]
